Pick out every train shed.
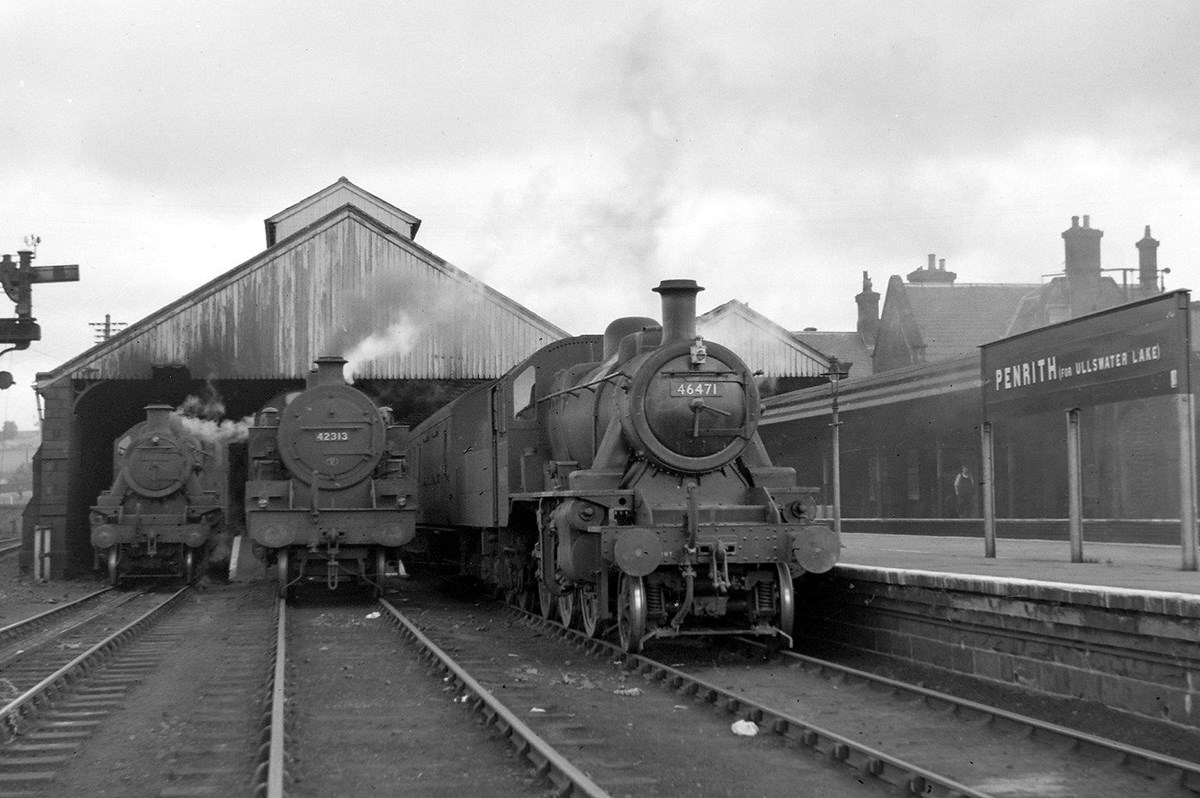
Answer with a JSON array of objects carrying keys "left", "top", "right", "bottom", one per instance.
[
  {"left": 26, "top": 178, "right": 568, "bottom": 578},
  {"left": 696, "top": 299, "right": 832, "bottom": 396}
]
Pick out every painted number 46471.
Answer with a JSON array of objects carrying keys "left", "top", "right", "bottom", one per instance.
[{"left": 672, "top": 381, "right": 721, "bottom": 397}]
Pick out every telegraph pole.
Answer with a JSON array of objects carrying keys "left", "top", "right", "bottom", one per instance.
[{"left": 89, "top": 314, "right": 127, "bottom": 342}]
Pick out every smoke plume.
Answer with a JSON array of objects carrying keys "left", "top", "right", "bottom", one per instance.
[
  {"left": 343, "top": 317, "right": 419, "bottom": 383},
  {"left": 174, "top": 380, "right": 253, "bottom": 444}
]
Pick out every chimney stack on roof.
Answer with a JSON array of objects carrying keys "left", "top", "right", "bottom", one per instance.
[
  {"left": 1063, "top": 214, "right": 1103, "bottom": 280},
  {"left": 855, "top": 270, "right": 880, "bottom": 344},
  {"left": 906, "top": 253, "right": 957, "bottom": 284},
  {"left": 1136, "top": 224, "right": 1160, "bottom": 295}
]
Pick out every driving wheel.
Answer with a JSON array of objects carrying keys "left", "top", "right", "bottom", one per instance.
[{"left": 617, "top": 573, "right": 647, "bottom": 653}]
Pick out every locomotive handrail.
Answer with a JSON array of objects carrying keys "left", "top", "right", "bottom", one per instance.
[{"left": 536, "top": 371, "right": 628, "bottom": 404}]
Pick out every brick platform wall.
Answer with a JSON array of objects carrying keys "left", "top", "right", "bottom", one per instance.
[
  {"left": 795, "top": 565, "right": 1200, "bottom": 730},
  {"left": 841, "top": 518, "right": 1182, "bottom": 545}
]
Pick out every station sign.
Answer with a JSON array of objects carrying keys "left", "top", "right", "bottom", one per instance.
[{"left": 981, "top": 290, "right": 1192, "bottom": 417}]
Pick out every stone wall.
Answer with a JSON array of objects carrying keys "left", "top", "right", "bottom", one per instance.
[{"left": 795, "top": 565, "right": 1200, "bottom": 730}]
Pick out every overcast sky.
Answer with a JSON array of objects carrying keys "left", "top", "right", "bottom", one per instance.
[{"left": 2, "top": 1, "right": 1198, "bottom": 429}]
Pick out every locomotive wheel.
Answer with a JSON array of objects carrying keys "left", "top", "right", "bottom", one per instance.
[
  {"left": 107, "top": 547, "right": 120, "bottom": 587},
  {"left": 184, "top": 549, "right": 196, "bottom": 583},
  {"left": 557, "top": 588, "right": 577, "bottom": 629},
  {"left": 578, "top": 585, "right": 600, "bottom": 638},
  {"left": 276, "top": 551, "right": 289, "bottom": 598},
  {"left": 776, "top": 563, "right": 795, "bottom": 638},
  {"left": 537, "top": 580, "right": 556, "bottom": 620},
  {"left": 617, "top": 573, "right": 647, "bottom": 653},
  {"left": 374, "top": 548, "right": 388, "bottom": 596}
]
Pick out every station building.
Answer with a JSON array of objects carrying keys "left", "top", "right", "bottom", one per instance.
[
  {"left": 761, "top": 216, "right": 1188, "bottom": 545},
  {"left": 22, "top": 179, "right": 831, "bottom": 578}
]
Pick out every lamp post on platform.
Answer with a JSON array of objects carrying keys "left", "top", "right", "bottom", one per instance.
[{"left": 821, "top": 357, "right": 850, "bottom": 535}]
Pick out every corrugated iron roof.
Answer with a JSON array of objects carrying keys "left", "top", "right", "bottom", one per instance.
[
  {"left": 697, "top": 300, "right": 829, "bottom": 378},
  {"left": 37, "top": 204, "right": 568, "bottom": 388},
  {"left": 265, "top": 177, "right": 422, "bottom": 246},
  {"left": 762, "top": 355, "right": 979, "bottom": 424}
]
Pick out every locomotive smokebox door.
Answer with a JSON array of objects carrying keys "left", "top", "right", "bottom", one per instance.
[{"left": 276, "top": 361, "right": 387, "bottom": 489}]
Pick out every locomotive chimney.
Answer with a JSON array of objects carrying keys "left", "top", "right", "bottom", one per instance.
[
  {"left": 311, "top": 356, "right": 349, "bottom": 387},
  {"left": 653, "top": 279, "right": 703, "bottom": 346},
  {"left": 144, "top": 404, "right": 174, "bottom": 432}
]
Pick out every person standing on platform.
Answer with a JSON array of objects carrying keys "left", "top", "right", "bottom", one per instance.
[{"left": 954, "top": 465, "right": 977, "bottom": 518}]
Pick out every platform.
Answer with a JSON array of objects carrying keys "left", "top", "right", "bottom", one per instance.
[
  {"left": 836, "top": 532, "right": 1200, "bottom": 596},
  {"left": 808, "top": 532, "right": 1200, "bottom": 730}
]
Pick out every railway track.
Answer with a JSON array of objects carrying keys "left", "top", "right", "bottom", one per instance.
[
  {"left": 522, "top": 606, "right": 1200, "bottom": 797},
  {"left": 259, "top": 591, "right": 576, "bottom": 798},
  {"left": 0, "top": 587, "right": 116, "bottom": 648},
  {"left": 263, "top": 584, "right": 935, "bottom": 797},
  {"left": 0, "top": 538, "right": 19, "bottom": 560},
  {"left": 0, "top": 583, "right": 276, "bottom": 797}
]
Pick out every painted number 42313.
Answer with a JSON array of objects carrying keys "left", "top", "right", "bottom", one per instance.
[{"left": 315, "top": 431, "right": 349, "bottom": 442}]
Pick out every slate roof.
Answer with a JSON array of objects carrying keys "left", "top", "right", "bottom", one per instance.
[
  {"left": 789, "top": 330, "right": 872, "bottom": 378},
  {"left": 899, "top": 282, "right": 1039, "bottom": 362}
]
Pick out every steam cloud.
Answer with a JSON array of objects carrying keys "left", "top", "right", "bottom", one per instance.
[
  {"left": 343, "top": 317, "right": 419, "bottom": 382},
  {"left": 174, "top": 381, "right": 253, "bottom": 444},
  {"left": 324, "top": 265, "right": 489, "bottom": 382}
]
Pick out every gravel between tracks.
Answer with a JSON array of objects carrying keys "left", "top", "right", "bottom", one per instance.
[
  {"left": 396, "top": 576, "right": 891, "bottom": 797},
  {"left": 0, "top": 554, "right": 105, "bottom": 626}
]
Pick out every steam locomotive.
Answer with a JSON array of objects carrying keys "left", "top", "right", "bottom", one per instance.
[
  {"left": 405, "top": 279, "right": 839, "bottom": 652},
  {"left": 245, "top": 356, "right": 417, "bottom": 596},
  {"left": 90, "top": 405, "right": 227, "bottom": 585}
]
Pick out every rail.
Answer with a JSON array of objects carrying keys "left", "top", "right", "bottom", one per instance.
[
  {"left": 0, "top": 586, "right": 189, "bottom": 742},
  {"left": 518, "top": 605, "right": 998, "bottom": 798},
  {"left": 380, "top": 597, "right": 612, "bottom": 798},
  {"left": 766, "top": 644, "right": 1200, "bottom": 792},
  {"left": 0, "top": 586, "right": 114, "bottom": 642},
  {"left": 255, "top": 597, "right": 288, "bottom": 798}
]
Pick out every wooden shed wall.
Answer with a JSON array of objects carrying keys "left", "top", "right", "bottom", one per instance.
[
  {"left": 44, "top": 209, "right": 566, "bottom": 383},
  {"left": 271, "top": 184, "right": 417, "bottom": 243}
]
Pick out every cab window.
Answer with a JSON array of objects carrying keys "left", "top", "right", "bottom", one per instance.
[{"left": 512, "top": 366, "right": 536, "bottom": 419}]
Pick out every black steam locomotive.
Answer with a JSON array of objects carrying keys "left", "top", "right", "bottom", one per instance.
[
  {"left": 405, "top": 279, "right": 839, "bottom": 652},
  {"left": 245, "top": 356, "right": 418, "bottom": 596},
  {"left": 90, "top": 405, "right": 227, "bottom": 585}
]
